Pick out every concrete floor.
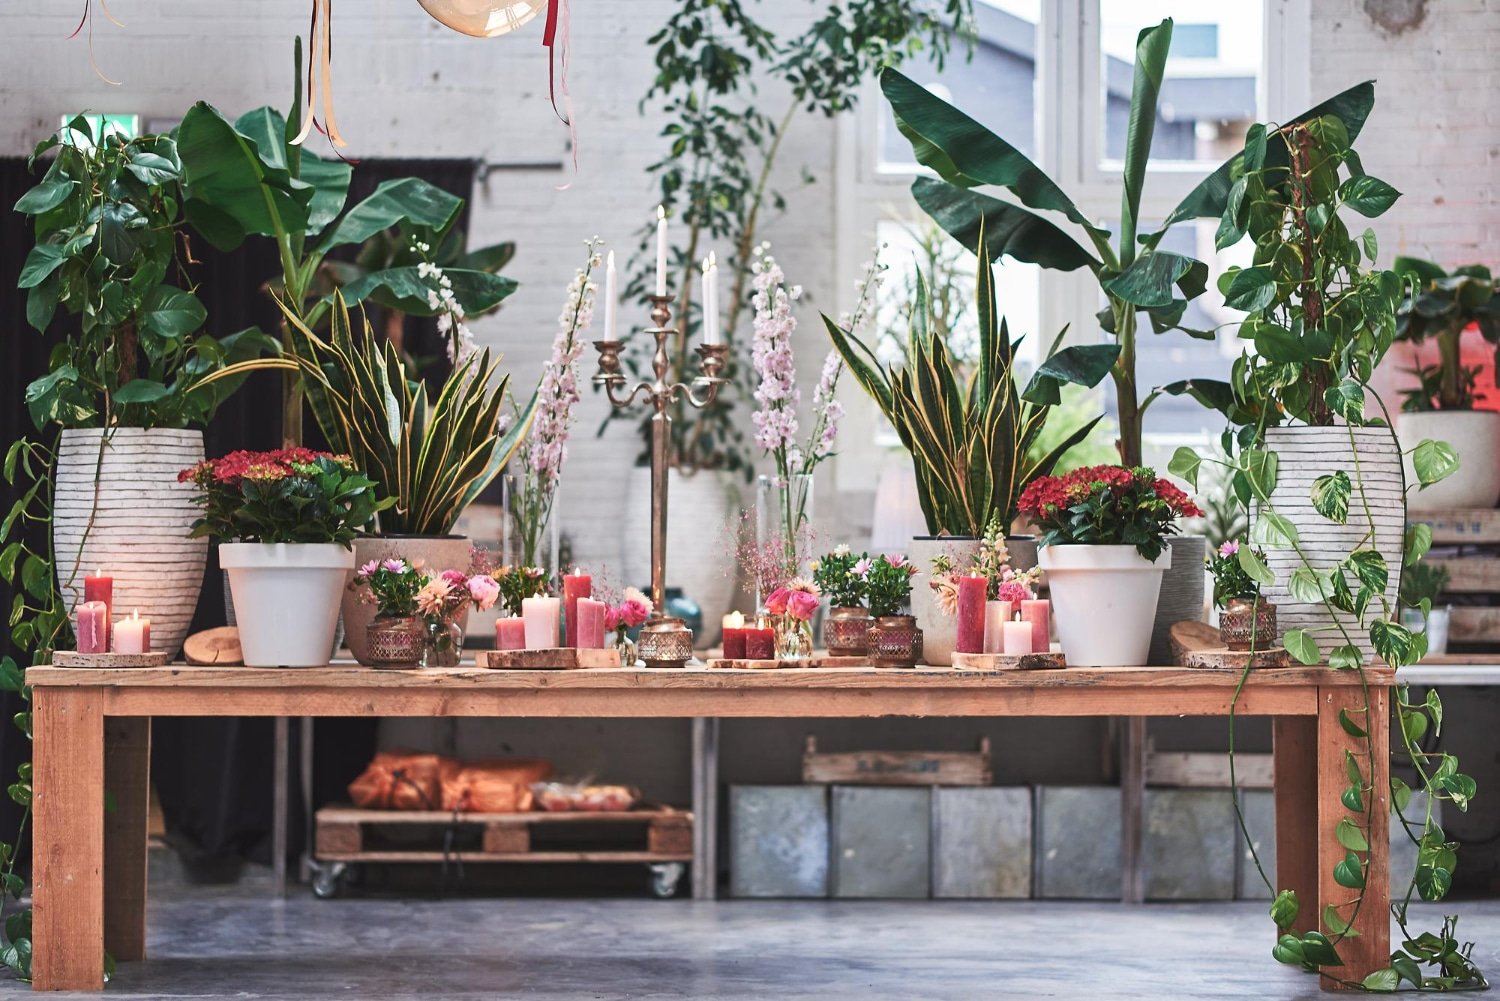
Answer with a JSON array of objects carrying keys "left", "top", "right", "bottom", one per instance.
[{"left": 3, "top": 878, "right": 1499, "bottom": 999}]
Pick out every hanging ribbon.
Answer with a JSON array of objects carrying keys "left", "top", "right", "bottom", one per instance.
[
  {"left": 541, "top": 0, "right": 578, "bottom": 171},
  {"left": 292, "top": 0, "right": 347, "bottom": 148}
]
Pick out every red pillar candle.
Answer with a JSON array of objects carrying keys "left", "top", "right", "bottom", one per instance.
[
  {"left": 84, "top": 570, "right": 113, "bottom": 620},
  {"left": 76, "top": 601, "right": 109, "bottom": 654},
  {"left": 955, "top": 575, "right": 988, "bottom": 654},
  {"left": 722, "top": 628, "right": 747, "bottom": 660},
  {"left": 744, "top": 627, "right": 775, "bottom": 661},
  {"left": 1021, "top": 599, "right": 1050, "bottom": 654},
  {"left": 496, "top": 616, "right": 527, "bottom": 651},
  {"left": 561, "top": 571, "right": 592, "bottom": 648}
]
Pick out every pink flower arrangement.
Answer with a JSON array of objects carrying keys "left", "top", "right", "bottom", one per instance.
[
  {"left": 604, "top": 587, "right": 654, "bottom": 637},
  {"left": 766, "top": 580, "right": 821, "bottom": 622}
]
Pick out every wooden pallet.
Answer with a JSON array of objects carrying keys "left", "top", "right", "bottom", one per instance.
[
  {"left": 1408, "top": 508, "right": 1500, "bottom": 649},
  {"left": 801, "top": 735, "right": 992, "bottom": 786},
  {"left": 313, "top": 805, "right": 693, "bottom": 863}
]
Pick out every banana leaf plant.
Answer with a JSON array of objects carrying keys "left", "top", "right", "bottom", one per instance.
[
  {"left": 262, "top": 293, "right": 538, "bottom": 536},
  {"left": 880, "top": 17, "right": 1377, "bottom": 464},
  {"left": 823, "top": 236, "right": 1118, "bottom": 537},
  {"left": 1393, "top": 258, "right": 1500, "bottom": 411}
]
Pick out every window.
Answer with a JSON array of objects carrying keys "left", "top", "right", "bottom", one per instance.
[{"left": 1173, "top": 24, "right": 1219, "bottom": 59}]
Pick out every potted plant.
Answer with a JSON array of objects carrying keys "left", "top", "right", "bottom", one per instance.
[
  {"left": 1392, "top": 258, "right": 1500, "bottom": 511},
  {"left": 1020, "top": 465, "right": 1201, "bottom": 666},
  {"left": 182, "top": 449, "right": 388, "bottom": 666},
  {"left": 825, "top": 236, "right": 1117, "bottom": 663},
  {"left": 811, "top": 547, "right": 872, "bottom": 656},
  {"left": 1400, "top": 559, "right": 1452, "bottom": 657},
  {"left": 863, "top": 554, "right": 921, "bottom": 668},
  {"left": 16, "top": 119, "right": 275, "bottom": 657},
  {"left": 1207, "top": 540, "right": 1276, "bottom": 651},
  {"left": 351, "top": 558, "right": 426, "bottom": 667},
  {"left": 928, "top": 514, "right": 1043, "bottom": 635}
]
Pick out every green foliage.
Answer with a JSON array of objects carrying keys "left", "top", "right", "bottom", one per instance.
[
  {"left": 183, "top": 452, "right": 388, "bottom": 546},
  {"left": 1205, "top": 541, "right": 1262, "bottom": 608},
  {"left": 810, "top": 548, "right": 870, "bottom": 609},
  {"left": 1393, "top": 258, "right": 1500, "bottom": 411},
  {"left": 15, "top": 119, "right": 276, "bottom": 430},
  {"left": 1400, "top": 559, "right": 1450, "bottom": 612},
  {"left": 1019, "top": 465, "right": 1200, "bottom": 562},
  {"left": 826, "top": 238, "right": 1117, "bottom": 535},
  {"left": 863, "top": 554, "right": 919, "bottom": 619},
  {"left": 276, "top": 295, "right": 535, "bottom": 536}
]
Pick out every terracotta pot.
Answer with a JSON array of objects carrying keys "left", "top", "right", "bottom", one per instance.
[
  {"left": 1218, "top": 598, "right": 1278, "bottom": 651},
  {"left": 823, "top": 606, "right": 872, "bottom": 656},
  {"left": 868, "top": 615, "right": 919, "bottom": 668},
  {"left": 341, "top": 535, "right": 472, "bottom": 665}
]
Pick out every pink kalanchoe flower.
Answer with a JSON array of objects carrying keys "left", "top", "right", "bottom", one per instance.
[
  {"left": 467, "top": 574, "right": 500, "bottom": 611},
  {"left": 765, "top": 587, "right": 791, "bottom": 616},
  {"left": 786, "top": 589, "right": 820, "bottom": 621},
  {"left": 357, "top": 560, "right": 379, "bottom": 579},
  {"left": 382, "top": 558, "right": 406, "bottom": 574},
  {"left": 1219, "top": 540, "right": 1240, "bottom": 558}
]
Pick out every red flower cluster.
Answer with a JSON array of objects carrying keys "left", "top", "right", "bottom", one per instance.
[
  {"left": 1019, "top": 464, "right": 1202, "bottom": 562},
  {"left": 179, "top": 448, "right": 342, "bottom": 485},
  {"left": 1018, "top": 464, "right": 1201, "bottom": 519}
]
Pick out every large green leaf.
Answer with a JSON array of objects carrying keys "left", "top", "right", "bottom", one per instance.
[
  {"left": 140, "top": 285, "right": 207, "bottom": 340},
  {"left": 882, "top": 69, "right": 1108, "bottom": 245},
  {"left": 297, "top": 152, "right": 354, "bottom": 236},
  {"left": 1118, "top": 19, "right": 1173, "bottom": 264},
  {"left": 1020, "top": 344, "right": 1120, "bottom": 405},
  {"left": 336, "top": 267, "right": 519, "bottom": 317},
  {"left": 1102, "top": 250, "right": 1205, "bottom": 309},
  {"left": 177, "top": 101, "right": 313, "bottom": 250},
  {"left": 912, "top": 178, "right": 1099, "bottom": 274},
  {"left": 315, "top": 178, "right": 464, "bottom": 254}
]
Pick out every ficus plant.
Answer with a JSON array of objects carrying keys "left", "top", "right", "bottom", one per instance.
[{"left": 879, "top": 18, "right": 1380, "bottom": 465}]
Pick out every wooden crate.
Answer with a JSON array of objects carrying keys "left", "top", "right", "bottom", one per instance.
[
  {"left": 313, "top": 805, "right": 692, "bottom": 863},
  {"left": 1408, "top": 508, "right": 1500, "bottom": 649},
  {"left": 801, "top": 735, "right": 991, "bottom": 786}
]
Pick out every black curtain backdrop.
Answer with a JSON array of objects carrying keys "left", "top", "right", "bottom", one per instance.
[{"left": 0, "top": 156, "right": 479, "bottom": 874}]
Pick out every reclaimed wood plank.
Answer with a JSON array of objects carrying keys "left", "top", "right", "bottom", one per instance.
[
  {"left": 478, "top": 648, "right": 623, "bottom": 670},
  {"left": 1145, "top": 751, "right": 1273, "bottom": 789},
  {"left": 1426, "top": 557, "right": 1500, "bottom": 593},
  {"left": 1408, "top": 508, "right": 1500, "bottom": 545},
  {"left": 801, "top": 735, "right": 991, "bottom": 786},
  {"left": 103, "top": 717, "right": 150, "bottom": 963},
  {"left": 1449, "top": 607, "right": 1500, "bottom": 644},
  {"left": 951, "top": 651, "right": 1066, "bottom": 671}
]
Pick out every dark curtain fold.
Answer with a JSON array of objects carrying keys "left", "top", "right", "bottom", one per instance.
[{"left": 0, "top": 156, "right": 480, "bottom": 874}]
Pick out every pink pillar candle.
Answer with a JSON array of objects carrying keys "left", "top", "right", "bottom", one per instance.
[
  {"left": 76, "top": 600, "right": 110, "bottom": 654},
  {"left": 1002, "top": 619, "right": 1032, "bottom": 656},
  {"left": 496, "top": 616, "right": 527, "bottom": 651},
  {"left": 521, "top": 596, "right": 561, "bottom": 650},
  {"left": 1021, "top": 599, "right": 1050, "bottom": 654},
  {"left": 954, "top": 575, "right": 988, "bottom": 655},
  {"left": 113, "top": 611, "right": 151, "bottom": 655},
  {"left": 576, "top": 598, "right": 607, "bottom": 650},
  {"left": 982, "top": 600, "right": 1012, "bottom": 655},
  {"left": 562, "top": 572, "right": 592, "bottom": 648}
]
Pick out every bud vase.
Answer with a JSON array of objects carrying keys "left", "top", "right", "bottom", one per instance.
[
  {"left": 774, "top": 615, "right": 813, "bottom": 662},
  {"left": 422, "top": 617, "right": 466, "bottom": 667}
]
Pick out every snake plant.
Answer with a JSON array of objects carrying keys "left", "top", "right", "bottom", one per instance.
[
  {"left": 276, "top": 294, "right": 536, "bottom": 536},
  {"left": 823, "top": 237, "right": 1118, "bottom": 537}
]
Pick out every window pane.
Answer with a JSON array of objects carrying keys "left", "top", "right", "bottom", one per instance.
[
  {"left": 1098, "top": 0, "right": 1262, "bottom": 166},
  {"left": 878, "top": 0, "right": 1041, "bottom": 170}
]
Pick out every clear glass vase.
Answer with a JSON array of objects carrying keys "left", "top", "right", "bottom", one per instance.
[
  {"left": 422, "top": 616, "right": 466, "bottom": 668},
  {"left": 755, "top": 473, "right": 814, "bottom": 603},
  {"left": 501, "top": 474, "right": 561, "bottom": 573},
  {"left": 773, "top": 614, "right": 813, "bottom": 662}
]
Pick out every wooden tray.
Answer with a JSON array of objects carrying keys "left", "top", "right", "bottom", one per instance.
[
  {"left": 53, "top": 651, "right": 170, "bottom": 668},
  {"left": 1169, "top": 621, "right": 1290, "bottom": 669},
  {"left": 478, "top": 648, "right": 623, "bottom": 670},
  {"left": 951, "top": 651, "right": 1066, "bottom": 671}
]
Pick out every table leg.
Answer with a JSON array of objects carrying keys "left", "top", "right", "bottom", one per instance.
[
  {"left": 1120, "top": 717, "right": 1146, "bottom": 904},
  {"left": 32, "top": 688, "right": 105, "bottom": 992},
  {"left": 103, "top": 717, "right": 150, "bottom": 962},
  {"left": 1273, "top": 715, "right": 1318, "bottom": 937},
  {"left": 272, "top": 716, "right": 289, "bottom": 898},
  {"left": 691, "top": 717, "right": 719, "bottom": 900},
  {"left": 1318, "top": 685, "right": 1390, "bottom": 991}
]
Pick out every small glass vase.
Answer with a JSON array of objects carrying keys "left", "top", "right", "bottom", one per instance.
[
  {"left": 773, "top": 615, "right": 813, "bottom": 662},
  {"left": 755, "top": 472, "right": 814, "bottom": 602},
  {"left": 422, "top": 616, "right": 466, "bottom": 668},
  {"left": 366, "top": 615, "right": 424, "bottom": 668},
  {"left": 612, "top": 629, "right": 638, "bottom": 668}
]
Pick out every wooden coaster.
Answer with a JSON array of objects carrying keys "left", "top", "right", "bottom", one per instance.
[
  {"left": 53, "top": 651, "right": 170, "bottom": 668},
  {"left": 1169, "top": 621, "right": 1291, "bottom": 670},
  {"left": 707, "top": 658, "right": 787, "bottom": 670},
  {"left": 478, "top": 648, "right": 623, "bottom": 670},
  {"left": 184, "top": 627, "right": 243, "bottom": 666},
  {"left": 951, "top": 651, "right": 1067, "bottom": 671}
]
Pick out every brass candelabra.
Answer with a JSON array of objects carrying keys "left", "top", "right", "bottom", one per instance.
[{"left": 593, "top": 294, "right": 729, "bottom": 666}]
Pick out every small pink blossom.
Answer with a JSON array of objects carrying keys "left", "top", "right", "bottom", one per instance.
[
  {"left": 357, "top": 560, "right": 379, "bottom": 578},
  {"left": 852, "top": 558, "right": 873, "bottom": 578},
  {"left": 441, "top": 569, "right": 468, "bottom": 587},
  {"left": 617, "top": 599, "right": 651, "bottom": 630},
  {"left": 995, "top": 580, "right": 1034, "bottom": 606},
  {"left": 604, "top": 606, "right": 622, "bottom": 632},
  {"left": 885, "top": 554, "right": 907, "bottom": 569},
  {"left": 467, "top": 574, "right": 500, "bottom": 611},
  {"left": 1219, "top": 540, "right": 1240, "bottom": 558},
  {"left": 382, "top": 558, "right": 406, "bottom": 573}
]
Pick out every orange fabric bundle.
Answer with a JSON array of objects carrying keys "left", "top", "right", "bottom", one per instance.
[
  {"left": 440, "top": 759, "right": 554, "bottom": 813},
  {"left": 347, "top": 752, "right": 451, "bottom": 811}
]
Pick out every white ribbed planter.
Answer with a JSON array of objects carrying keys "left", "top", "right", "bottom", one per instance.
[
  {"left": 53, "top": 428, "right": 207, "bottom": 657},
  {"left": 340, "top": 535, "right": 473, "bottom": 666},
  {"left": 624, "top": 467, "right": 738, "bottom": 647},
  {"left": 220, "top": 543, "right": 354, "bottom": 667},
  {"left": 1040, "top": 544, "right": 1169, "bottom": 667},
  {"left": 1399, "top": 410, "right": 1500, "bottom": 512},
  {"left": 1258, "top": 426, "right": 1405, "bottom": 663},
  {"left": 909, "top": 536, "right": 981, "bottom": 666}
]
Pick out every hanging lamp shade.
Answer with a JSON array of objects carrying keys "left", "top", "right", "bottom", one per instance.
[{"left": 416, "top": 0, "right": 547, "bottom": 37}]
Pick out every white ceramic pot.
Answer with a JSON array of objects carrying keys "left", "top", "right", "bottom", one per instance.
[
  {"left": 1039, "top": 544, "right": 1170, "bottom": 667},
  {"left": 907, "top": 536, "right": 982, "bottom": 666},
  {"left": 1149, "top": 535, "right": 1207, "bottom": 665},
  {"left": 53, "top": 428, "right": 208, "bottom": 657},
  {"left": 1400, "top": 410, "right": 1500, "bottom": 512},
  {"left": 339, "top": 535, "right": 473, "bottom": 666},
  {"left": 623, "top": 466, "right": 739, "bottom": 648},
  {"left": 220, "top": 543, "right": 355, "bottom": 667},
  {"left": 1259, "top": 426, "right": 1405, "bottom": 663}
]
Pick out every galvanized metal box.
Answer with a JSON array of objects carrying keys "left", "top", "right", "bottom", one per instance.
[
  {"left": 831, "top": 786, "right": 931, "bottom": 899},
  {"left": 1237, "top": 789, "right": 1276, "bottom": 900},
  {"left": 932, "top": 787, "right": 1032, "bottom": 898},
  {"left": 1145, "top": 788, "right": 1237, "bottom": 900},
  {"left": 729, "top": 785, "right": 829, "bottom": 898},
  {"left": 1035, "top": 786, "right": 1121, "bottom": 899}
]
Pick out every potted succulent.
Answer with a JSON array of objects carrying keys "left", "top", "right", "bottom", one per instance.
[
  {"left": 182, "top": 449, "right": 389, "bottom": 666},
  {"left": 824, "top": 236, "right": 1117, "bottom": 663},
  {"left": 351, "top": 558, "right": 426, "bottom": 667},
  {"left": 862, "top": 554, "right": 922, "bottom": 668},
  {"left": 1207, "top": 540, "right": 1276, "bottom": 651},
  {"left": 1392, "top": 258, "right": 1500, "bottom": 511},
  {"left": 811, "top": 546, "right": 872, "bottom": 656},
  {"left": 1020, "top": 465, "right": 1201, "bottom": 666},
  {"left": 16, "top": 119, "right": 275, "bottom": 657}
]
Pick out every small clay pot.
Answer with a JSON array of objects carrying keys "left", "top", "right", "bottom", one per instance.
[{"left": 1219, "top": 598, "right": 1278, "bottom": 652}]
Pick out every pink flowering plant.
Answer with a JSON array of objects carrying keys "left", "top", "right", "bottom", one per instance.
[
  {"left": 765, "top": 579, "right": 821, "bottom": 622},
  {"left": 352, "top": 557, "right": 425, "bottom": 618},
  {"left": 512, "top": 239, "right": 602, "bottom": 567},
  {"left": 810, "top": 545, "right": 870, "bottom": 609},
  {"left": 864, "top": 554, "right": 920, "bottom": 619},
  {"left": 415, "top": 568, "right": 501, "bottom": 624},
  {"left": 928, "top": 516, "right": 1043, "bottom": 616},
  {"left": 1206, "top": 539, "right": 1264, "bottom": 609}
]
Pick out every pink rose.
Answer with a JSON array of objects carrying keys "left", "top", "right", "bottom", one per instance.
[
  {"left": 765, "top": 587, "right": 790, "bottom": 615},
  {"left": 786, "top": 589, "right": 820, "bottom": 621},
  {"left": 467, "top": 574, "right": 500, "bottom": 611},
  {"left": 604, "top": 606, "right": 622, "bottom": 632},
  {"left": 619, "top": 598, "right": 651, "bottom": 629}
]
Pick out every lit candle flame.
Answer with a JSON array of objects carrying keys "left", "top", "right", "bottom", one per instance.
[{"left": 657, "top": 204, "right": 665, "bottom": 221}]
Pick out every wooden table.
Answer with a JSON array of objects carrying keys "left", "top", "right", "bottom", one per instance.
[{"left": 27, "top": 662, "right": 1394, "bottom": 993}]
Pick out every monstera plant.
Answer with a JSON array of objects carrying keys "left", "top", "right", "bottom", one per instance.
[{"left": 879, "top": 18, "right": 1377, "bottom": 465}]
